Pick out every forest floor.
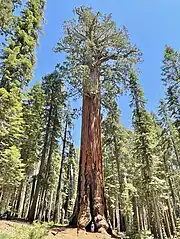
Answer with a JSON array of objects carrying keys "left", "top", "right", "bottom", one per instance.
[{"left": 0, "top": 220, "right": 114, "bottom": 239}]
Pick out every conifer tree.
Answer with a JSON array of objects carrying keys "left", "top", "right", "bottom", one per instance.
[
  {"left": 102, "top": 106, "right": 135, "bottom": 234},
  {"left": 0, "top": 86, "right": 24, "bottom": 213},
  {"left": 63, "top": 143, "right": 78, "bottom": 220},
  {"left": 28, "top": 70, "right": 67, "bottom": 221},
  {"left": 162, "top": 46, "right": 180, "bottom": 131},
  {"left": 17, "top": 83, "right": 45, "bottom": 218},
  {"left": 0, "top": 0, "right": 45, "bottom": 90},
  {"left": 159, "top": 100, "right": 179, "bottom": 167},
  {"left": 56, "top": 6, "right": 140, "bottom": 232},
  {"left": 158, "top": 100, "right": 180, "bottom": 218},
  {"left": 129, "top": 71, "right": 176, "bottom": 239},
  {"left": 53, "top": 106, "right": 77, "bottom": 223},
  {"left": 0, "top": 0, "right": 45, "bottom": 214},
  {"left": 0, "top": 0, "right": 21, "bottom": 35}
]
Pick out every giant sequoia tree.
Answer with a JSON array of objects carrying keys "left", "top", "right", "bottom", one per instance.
[{"left": 56, "top": 7, "right": 140, "bottom": 232}]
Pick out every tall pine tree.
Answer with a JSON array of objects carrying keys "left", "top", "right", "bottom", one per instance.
[{"left": 0, "top": 0, "right": 45, "bottom": 90}]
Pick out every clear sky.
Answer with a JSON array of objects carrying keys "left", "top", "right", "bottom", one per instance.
[{"left": 34, "top": 0, "right": 180, "bottom": 146}]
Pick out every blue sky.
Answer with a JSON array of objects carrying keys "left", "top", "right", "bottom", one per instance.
[{"left": 34, "top": 0, "right": 180, "bottom": 146}]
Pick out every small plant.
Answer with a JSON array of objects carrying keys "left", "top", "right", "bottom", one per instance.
[
  {"left": 0, "top": 233, "right": 11, "bottom": 239},
  {"left": 130, "top": 230, "right": 153, "bottom": 239}
]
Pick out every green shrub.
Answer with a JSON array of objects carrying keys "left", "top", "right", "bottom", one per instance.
[
  {"left": 0, "top": 233, "right": 11, "bottom": 239},
  {"left": 130, "top": 230, "right": 153, "bottom": 239}
]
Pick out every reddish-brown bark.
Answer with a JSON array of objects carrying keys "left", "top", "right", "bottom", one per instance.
[{"left": 70, "top": 67, "right": 109, "bottom": 232}]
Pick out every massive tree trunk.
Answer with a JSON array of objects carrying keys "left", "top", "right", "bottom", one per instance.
[{"left": 70, "top": 67, "right": 109, "bottom": 233}]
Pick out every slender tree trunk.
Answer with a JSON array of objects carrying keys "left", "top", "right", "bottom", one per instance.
[
  {"left": 132, "top": 196, "right": 140, "bottom": 232},
  {"left": 4, "top": 191, "right": 11, "bottom": 213},
  {"left": 17, "top": 180, "right": 27, "bottom": 218},
  {"left": 167, "top": 199, "right": 176, "bottom": 235},
  {"left": 116, "top": 196, "right": 120, "bottom": 234},
  {"left": 26, "top": 176, "right": 36, "bottom": 217},
  {"left": 53, "top": 117, "right": 68, "bottom": 223},
  {"left": 48, "top": 189, "right": 54, "bottom": 222},
  {"left": 139, "top": 207, "right": 143, "bottom": 231},
  {"left": 113, "top": 136, "right": 123, "bottom": 194},
  {"left": 61, "top": 208, "right": 65, "bottom": 224},
  {"left": 22, "top": 182, "right": 30, "bottom": 218},
  {"left": 68, "top": 164, "right": 74, "bottom": 218},
  {"left": 11, "top": 188, "right": 18, "bottom": 216},
  {"left": 153, "top": 193, "right": 163, "bottom": 239},
  {"left": 66, "top": 162, "right": 77, "bottom": 219},
  {"left": 64, "top": 164, "right": 70, "bottom": 219},
  {"left": 38, "top": 114, "right": 57, "bottom": 221},
  {"left": 38, "top": 189, "right": 46, "bottom": 221},
  {"left": 146, "top": 191, "right": 154, "bottom": 234},
  {"left": 28, "top": 104, "right": 53, "bottom": 221},
  {"left": 113, "top": 136, "right": 125, "bottom": 233},
  {"left": 164, "top": 153, "right": 179, "bottom": 218},
  {"left": 70, "top": 67, "right": 109, "bottom": 233},
  {"left": 164, "top": 210, "right": 172, "bottom": 239},
  {"left": 142, "top": 205, "right": 147, "bottom": 230},
  {"left": 168, "top": 178, "right": 179, "bottom": 218},
  {"left": 0, "top": 188, "right": 4, "bottom": 207},
  {"left": 0, "top": 188, "right": 13, "bottom": 214},
  {"left": 112, "top": 209, "right": 116, "bottom": 230}
]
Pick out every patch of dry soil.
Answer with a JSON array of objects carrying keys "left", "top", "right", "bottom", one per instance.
[
  {"left": 47, "top": 228, "right": 111, "bottom": 239},
  {"left": 0, "top": 220, "right": 112, "bottom": 239},
  {"left": 0, "top": 220, "right": 30, "bottom": 234}
]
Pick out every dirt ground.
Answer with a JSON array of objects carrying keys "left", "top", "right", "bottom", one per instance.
[
  {"left": 0, "top": 220, "right": 112, "bottom": 239},
  {"left": 47, "top": 227, "right": 112, "bottom": 239},
  {"left": 0, "top": 220, "right": 30, "bottom": 234}
]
